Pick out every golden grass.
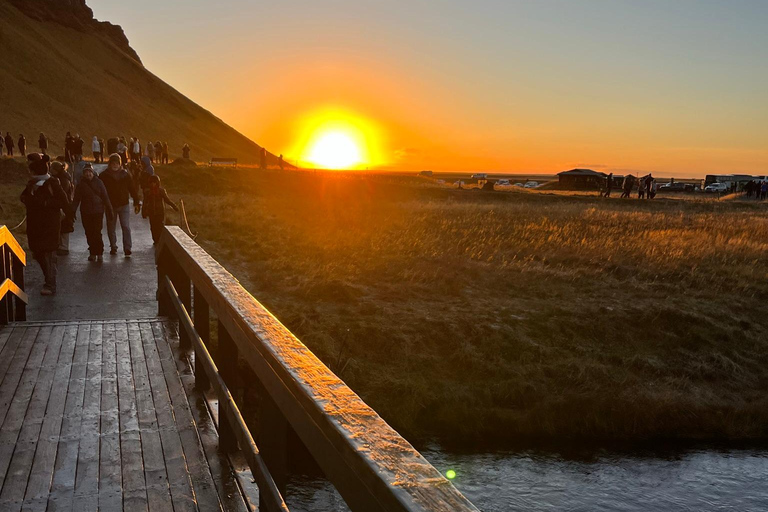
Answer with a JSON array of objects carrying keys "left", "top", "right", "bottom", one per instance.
[{"left": 5, "top": 160, "right": 768, "bottom": 444}]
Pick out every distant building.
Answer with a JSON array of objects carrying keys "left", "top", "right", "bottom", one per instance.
[
  {"left": 419, "top": 170, "right": 433, "bottom": 177},
  {"left": 557, "top": 168, "right": 607, "bottom": 188}
]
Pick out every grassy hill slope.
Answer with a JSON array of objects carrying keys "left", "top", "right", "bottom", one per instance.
[{"left": 0, "top": 0, "right": 286, "bottom": 166}]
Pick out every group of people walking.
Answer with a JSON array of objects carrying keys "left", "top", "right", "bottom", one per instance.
[
  {"left": 744, "top": 180, "right": 768, "bottom": 200},
  {"left": 2, "top": 132, "right": 27, "bottom": 156},
  {"left": 20, "top": 151, "right": 179, "bottom": 296},
  {"left": 602, "top": 173, "right": 658, "bottom": 199}
]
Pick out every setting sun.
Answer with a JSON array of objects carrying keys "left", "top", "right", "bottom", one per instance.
[
  {"left": 307, "top": 131, "right": 362, "bottom": 169},
  {"left": 293, "top": 108, "right": 385, "bottom": 169}
]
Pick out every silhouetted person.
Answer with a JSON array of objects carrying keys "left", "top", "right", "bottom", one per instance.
[
  {"left": 21, "top": 153, "right": 72, "bottom": 295},
  {"left": 182, "top": 143, "right": 190, "bottom": 160},
  {"left": 92, "top": 136, "right": 102, "bottom": 163},
  {"left": 4, "top": 132, "right": 14, "bottom": 156},
  {"left": 100, "top": 153, "right": 141, "bottom": 256},
  {"left": 73, "top": 134, "right": 84, "bottom": 163},
  {"left": 50, "top": 161, "right": 75, "bottom": 255},
  {"left": 73, "top": 163, "right": 113, "bottom": 262},
  {"left": 142, "top": 174, "right": 178, "bottom": 244},
  {"left": 260, "top": 147, "right": 267, "bottom": 169},
  {"left": 38, "top": 133, "right": 48, "bottom": 154},
  {"left": 98, "top": 138, "right": 105, "bottom": 162},
  {"left": 64, "top": 132, "right": 73, "bottom": 163},
  {"left": 107, "top": 137, "right": 119, "bottom": 156},
  {"left": 154, "top": 141, "right": 162, "bottom": 163},
  {"left": 17, "top": 134, "right": 26, "bottom": 155},
  {"left": 161, "top": 141, "right": 169, "bottom": 164},
  {"left": 117, "top": 138, "right": 128, "bottom": 166},
  {"left": 279, "top": 154, "right": 284, "bottom": 170},
  {"left": 604, "top": 173, "right": 613, "bottom": 197}
]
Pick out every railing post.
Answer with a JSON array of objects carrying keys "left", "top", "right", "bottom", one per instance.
[
  {"left": 1, "top": 247, "right": 9, "bottom": 325},
  {"left": 193, "top": 286, "right": 210, "bottom": 391},
  {"left": 173, "top": 264, "right": 191, "bottom": 351},
  {"left": 157, "top": 250, "right": 172, "bottom": 317},
  {"left": 259, "top": 391, "right": 289, "bottom": 506},
  {"left": 12, "top": 254, "right": 25, "bottom": 322},
  {"left": 218, "top": 320, "right": 238, "bottom": 451}
]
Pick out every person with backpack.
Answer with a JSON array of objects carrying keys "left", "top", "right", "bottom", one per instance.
[
  {"left": 72, "top": 163, "right": 113, "bottom": 261},
  {"left": 50, "top": 161, "right": 75, "bottom": 255},
  {"left": 142, "top": 173, "right": 178, "bottom": 244},
  {"left": 18, "top": 134, "right": 26, "bottom": 156},
  {"left": 100, "top": 154, "right": 141, "bottom": 256},
  {"left": 38, "top": 133, "right": 48, "bottom": 154},
  {"left": 20, "top": 153, "right": 72, "bottom": 295},
  {"left": 4, "top": 132, "right": 14, "bottom": 156}
]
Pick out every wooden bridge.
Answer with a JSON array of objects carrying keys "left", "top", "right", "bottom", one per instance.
[{"left": 0, "top": 222, "right": 479, "bottom": 511}]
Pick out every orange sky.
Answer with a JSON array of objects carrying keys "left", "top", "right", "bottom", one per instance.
[{"left": 91, "top": 0, "right": 768, "bottom": 176}]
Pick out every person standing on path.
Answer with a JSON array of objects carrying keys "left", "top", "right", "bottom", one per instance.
[
  {"left": 92, "top": 136, "right": 101, "bottom": 163},
  {"left": 142, "top": 174, "right": 178, "bottom": 244},
  {"left": 117, "top": 138, "right": 128, "bottom": 167},
  {"left": 50, "top": 161, "right": 75, "bottom": 255},
  {"left": 38, "top": 133, "right": 48, "bottom": 155},
  {"left": 604, "top": 173, "right": 613, "bottom": 197},
  {"left": 161, "top": 141, "right": 169, "bottom": 164},
  {"left": 73, "top": 134, "right": 84, "bottom": 163},
  {"left": 18, "top": 134, "right": 26, "bottom": 156},
  {"left": 4, "top": 132, "right": 14, "bottom": 156},
  {"left": 260, "top": 147, "right": 267, "bottom": 169},
  {"left": 100, "top": 154, "right": 141, "bottom": 257},
  {"left": 146, "top": 140, "right": 155, "bottom": 163},
  {"left": 64, "top": 132, "right": 73, "bottom": 163},
  {"left": 72, "top": 163, "right": 113, "bottom": 262},
  {"left": 20, "top": 153, "right": 72, "bottom": 295},
  {"left": 182, "top": 143, "right": 190, "bottom": 160}
]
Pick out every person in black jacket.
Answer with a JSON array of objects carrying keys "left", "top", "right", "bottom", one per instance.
[
  {"left": 38, "top": 133, "right": 48, "bottom": 155},
  {"left": 73, "top": 164, "right": 113, "bottom": 261},
  {"left": 100, "top": 153, "right": 141, "bottom": 256},
  {"left": 142, "top": 175, "right": 178, "bottom": 244},
  {"left": 4, "top": 132, "right": 14, "bottom": 156},
  {"left": 50, "top": 161, "right": 75, "bottom": 255},
  {"left": 17, "top": 134, "right": 26, "bottom": 156},
  {"left": 20, "top": 154, "right": 72, "bottom": 295},
  {"left": 64, "top": 132, "right": 73, "bottom": 163}
]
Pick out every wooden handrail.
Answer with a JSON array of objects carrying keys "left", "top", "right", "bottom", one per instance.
[
  {"left": 0, "top": 225, "right": 26, "bottom": 266},
  {"left": 0, "top": 279, "right": 29, "bottom": 306},
  {"left": 157, "top": 226, "right": 479, "bottom": 512},
  {"left": 163, "top": 275, "right": 289, "bottom": 512}
]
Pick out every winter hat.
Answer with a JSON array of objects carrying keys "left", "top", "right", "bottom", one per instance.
[
  {"left": 141, "top": 156, "right": 155, "bottom": 176},
  {"left": 27, "top": 153, "right": 51, "bottom": 175},
  {"left": 108, "top": 153, "right": 121, "bottom": 166},
  {"left": 50, "top": 161, "right": 68, "bottom": 174}
]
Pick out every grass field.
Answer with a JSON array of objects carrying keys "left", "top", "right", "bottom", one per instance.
[{"left": 4, "top": 157, "right": 768, "bottom": 446}]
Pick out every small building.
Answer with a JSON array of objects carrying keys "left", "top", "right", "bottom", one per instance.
[{"left": 557, "top": 168, "right": 607, "bottom": 189}]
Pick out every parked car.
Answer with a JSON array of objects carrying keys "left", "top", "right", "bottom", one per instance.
[
  {"left": 496, "top": 179, "right": 511, "bottom": 186},
  {"left": 704, "top": 182, "right": 729, "bottom": 193},
  {"left": 660, "top": 182, "right": 695, "bottom": 192},
  {"left": 523, "top": 181, "right": 539, "bottom": 188}
]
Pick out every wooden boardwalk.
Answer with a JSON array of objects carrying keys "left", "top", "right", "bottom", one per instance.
[{"left": 0, "top": 318, "right": 247, "bottom": 512}]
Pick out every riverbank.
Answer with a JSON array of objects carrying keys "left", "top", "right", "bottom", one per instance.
[{"left": 4, "top": 159, "right": 768, "bottom": 445}]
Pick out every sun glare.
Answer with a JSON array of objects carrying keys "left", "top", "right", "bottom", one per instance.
[
  {"left": 307, "top": 131, "right": 362, "bottom": 169},
  {"left": 294, "top": 108, "right": 385, "bottom": 170}
]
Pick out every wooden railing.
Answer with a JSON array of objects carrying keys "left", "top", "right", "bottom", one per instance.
[
  {"left": 0, "top": 226, "right": 28, "bottom": 325},
  {"left": 156, "top": 226, "right": 479, "bottom": 512}
]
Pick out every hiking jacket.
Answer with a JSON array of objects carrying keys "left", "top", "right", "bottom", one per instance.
[
  {"left": 20, "top": 175, "right": 71, "bottom": 253},
  {"left": 92, "top": 138, "right": 100, "bottom": 152},
  {"left": 142, "top": 187, "right": 177, "bottom": 220},
  {"left": 38, "top": 136, "right": 48, "bottom": 150},
  {"left": 99, "top": 168, "right": 140, "bottom": 208},
  {"left": 18, "top": 137, "right": 26, "bottom": 150},
  {"left": 73, "top": 178, "right": 114, "bottom": 217},
  {"left": 4, "top": 135, "right": 13, "bottom": 149}
]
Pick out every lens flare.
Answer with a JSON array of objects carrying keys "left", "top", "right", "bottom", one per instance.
[{"left": 445, "top": 469, "right": 457, "bottom": 480}]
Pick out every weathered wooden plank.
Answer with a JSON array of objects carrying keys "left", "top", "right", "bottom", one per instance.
[
  {"left": 0, "top": 327, "right": 39, "bottom": 429},
  {"left": 0, "top": 325, "right": 65, "bottom": 510},
  {"left": 48, "top": 322, "right": 91, "bottom": 509},
  {"left": 151, "top": 321, "right": 228, "bottom": 512},
  {"left": 73, "top": 323, "right": 103, "bottom": 501},
  {"left": 99, "top": 322, "right": 122, "bottom": 511},
  {"left": 161, "top": 322, "right": 249, "bottom": 512},
  {"left": 128, "top": 322, "right": 174, "bottom": 511},
  {"left": 0, "top": 327, "right": 13, "bottom": 361},
  {"left": 0, "top": 326, "right": 44, "bottom": 489},
  {"left": 139, "top": 321, "right": 196, "bottom": 512},
  {"left": 23, "top": 324, "right": 78, "bottom": 507},
  {"left": 115, "top": 322, "right": 148, "bottom": 512}
]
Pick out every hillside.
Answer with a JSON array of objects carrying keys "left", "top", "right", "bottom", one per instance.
[{"left": 0, "top": 0, "right": 288, "bottom": 166}]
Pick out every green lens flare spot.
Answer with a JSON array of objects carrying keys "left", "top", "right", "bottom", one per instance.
[{"left": 445, "top": 469, "right": 457, "bottom": 480}]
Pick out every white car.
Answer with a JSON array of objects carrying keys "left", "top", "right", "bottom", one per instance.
[
  {"left": 704, "top": 183, "right": 729, "bottom": 193},
  {"left": 496, "top": 179, "right": 511, "bottom": 186},
  {"left": 523, "top": 181, "right": 539, "bottom": 189}
]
